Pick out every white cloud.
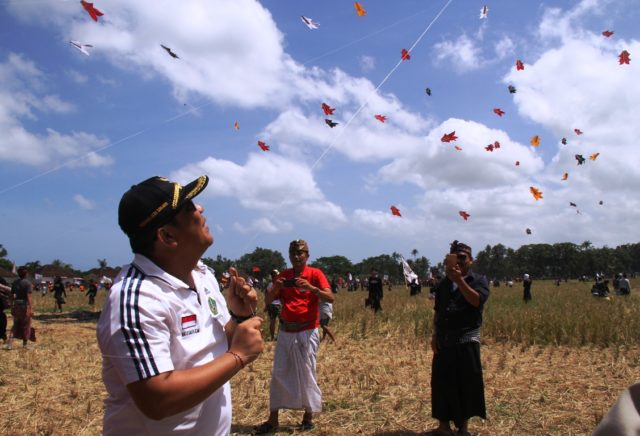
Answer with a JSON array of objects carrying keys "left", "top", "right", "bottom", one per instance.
[
  {"left": 0, "top": 53, "right": 112, "bottom": 167},
  {"left": 67, "top": 69, "right": 88, "bottom": 84},
  {"left": 73, "top": 194, "right": 95, "bottom": 210},
  {"left": 433, "top": 34, "right": 485, "bottom": 73},
  {"left": 233, "top": 218, "right": 292, "bottom": 234},
  {"left": 359, "top": 55, "right": 375, "bottom": 72}
]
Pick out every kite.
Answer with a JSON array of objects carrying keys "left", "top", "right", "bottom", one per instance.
[
  {"left": 69, "top": 41, "right": 93, "bottom": 56},
  {"left": 390, "top": 206, "right": 401, "bottom": 217},
  {"left": 589, "top": 152, "right": 600, "bottom": 161},
  {"left": 479, "top": 5, "right": 489, "bottom": 19},
  {"left": 569, "top": 202, "right": 577, "bottom": 207},
  {"left": 81, "top": 1, "right": 103, "bottom": 21},
  {"left": 354, "top": 2, "right": 366, "bottom": 16},
  {"left": 493, "top": 141, "right": 501, "bottom": 149},
  {"left": 485, "top": 144, "right": 494, "bottom": 152},
  {"left": 561, "top": 172, "right": 568, "bottom": 181},
  {"left": 530, "top": 186, "right": 543, "bottom": 200},
  {"left": 574, "top": 128, "right": 583, "bottom": 135},
  {"left": 508, "top": 85, "right": 517, "bottom": 94},
  {"left": 257, "top": 141, "right": 269, "bottom": 151},
  {"left": 425, "top": 88, "right": 432, "bottom": 96},
  {"left": 561, "top": 138, "right": 567, "bottom": 145},
  {"left": 515, "top": 161, "right": 520, "bottom": 166},
  {"left": 602, "top": 30, "right": 614, "bottom": 38},
  {"left": 300, "top": 15, "right": 320, "bottom": 30},
  {"left": 493, "top": 108, "right": 505, "bottom": 117},
  {"left": 401, "top": 48, "right": 411, "bottom": 61},
  {"left": 161, "top": 45, "right": 179, "bottom": 59},
  {"left": 575, "top": 154, "right": 586, "bottom": 165},
  {"left": 526, "top": 228, "right": 532, "bottom": 235},
  {"left": 454, "top": 145, "right": 462, "bottom": 151},
  {"left": 619, "top": 50, "right": 631, "bottom": 65},
  {"left": 531, "top": 135, "right": 540, "bottom": 147},
  {"left": 374, "top": 114, "right": 386, "bottom": 123},
  {"left": 441, "top": 131, "right": 458, "bottom": 143},
  {"left": 321, "top": 103, "right": 335, "bottom": 115},
  {"left": 516, "top": 59, "right": 524, "bottom": 71},
  {"left": 234, "top": 121, "right": 239, "bottom": 130},
  {"left": 459, "top": 211, "right": 470, "bottom": 221},
  {"left": 325, "top": 119, "right": 338, "bottom": 128},
  {"left": 599, "top": 200, "right": 604, "bottom": 205}
]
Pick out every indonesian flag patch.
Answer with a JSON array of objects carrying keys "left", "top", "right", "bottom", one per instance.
[{"left": 181, "top": 314, "right": 200, "bottom": 337}]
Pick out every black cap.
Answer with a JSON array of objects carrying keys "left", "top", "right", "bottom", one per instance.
[
  {"left": 118, "top": 175, "right": 209, "bottom": 238},
  {"left": 450, "top": 240, "right": 472, "bottom": 257}
]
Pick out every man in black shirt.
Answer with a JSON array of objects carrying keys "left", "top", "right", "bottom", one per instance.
[
  {"left": 367, "top": 269, "right": 383, "bottom": 312},
  {"left": 429, "top": 241, "right": 489, "bottom": 436}
]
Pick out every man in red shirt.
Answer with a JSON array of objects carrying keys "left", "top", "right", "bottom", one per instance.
[{"left": 256, "top": 240, "right": 334, "bottom": 434}]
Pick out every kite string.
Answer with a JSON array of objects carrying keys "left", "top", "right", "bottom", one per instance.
[
  {"left": 241, "top": 0, "right": 454, "bottom": 252},
  {"left": 0, "top": 102, "right": 212, "bottom": 196}
]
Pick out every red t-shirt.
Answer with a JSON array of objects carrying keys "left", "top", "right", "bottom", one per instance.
[{"left": 276, "top": 265, "right": 330, "bottom": 330}]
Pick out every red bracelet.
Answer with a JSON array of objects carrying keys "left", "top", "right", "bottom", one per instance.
[{"left": 226, "top": 350, "right": 245, "bottom": 369}]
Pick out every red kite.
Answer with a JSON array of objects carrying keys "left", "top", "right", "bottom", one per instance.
[
  {"left": 515, "top": 161, "right": 520, "bottom": 166},
  {"left": 81, "top": 1, "right": 103, "bottom": 22},
  {"left": 602, "top": 30, "right": 614, "bottom": 38},
  {"left": 401, "top": 48, "right": 411, "bottom": 61},
  {"left": 257, "top": 141, "right": 270, "bottom": 151},
  {"left": 529, "top": 186, "right": 543, "bottom": 200},
  {"left": 459, "top": 211, "right": 470, "bottom": 221},
  {"left": 531, "top": 135, "right": 540, "bottom": 147},
  {"left": 619, "top": 50, "right": 631, "bottom": 65},
  {"left": 516, "top": 59, "right": 524, "bottom": 70},
  {"left": 589, "top": 152, "right": 600, "bottom": 161},
  {"left": 234, "top": 121, "right": 239, "bottom": 130},
  {"left": 493, "top": 141, "right": 500, "bottom": 149},
  {"left": 354, "top": 2, "right": 366, "bottom": 16},
  {"left": 441, "top": 131, "right": 458, "bottom": 143},
  {"left": 321, "top": 103, "right": 335, "bottom": 115},
  {"left": 485, "top": 144, "right": 494, "bottom": 152},
  {"left": 374, "top": 114, "right": 386, "bottom": 123},
  {"left": 561, "top": 173, "right": 568, "bottom": 181},
  {"left": 493, "top": 108, "right": 505, "bottom": 117},
  {"left": 390, "top": 206, "right": 401, "bottom": 217},
  {"left": 574, "top": 128, "right": 583, "bottom": 135}
]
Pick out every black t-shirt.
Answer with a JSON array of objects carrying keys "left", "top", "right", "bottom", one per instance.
[{"left": 11, "top": 278, "right": 32, "bottom": 301}]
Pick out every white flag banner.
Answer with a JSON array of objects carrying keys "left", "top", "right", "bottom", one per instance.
[
  {"left": 11, "top": 262, "right": 17, "bottom": 275},
  {"left": 400, "top": 255, "right": 418, "bottom": 284}
]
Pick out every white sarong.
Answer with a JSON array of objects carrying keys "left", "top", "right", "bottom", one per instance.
[{"left": 269, "top": 328, "right": 322, "bottom": 412}]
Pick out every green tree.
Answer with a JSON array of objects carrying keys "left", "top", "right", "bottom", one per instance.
[
  {"left": 310, "top": 255, "right": 353, "bottom": 279},
  {"left": 354, "top": 254, "right": 403, "bottom": 283},
  {"left": 235, "top": 247, "right": 286, "bottom": 280},
  {"left": 202, "top": 255, "right": 234, "bottom": 277},
  {"left": 0, "top": 244, "right": 12, "bottom": 271}
]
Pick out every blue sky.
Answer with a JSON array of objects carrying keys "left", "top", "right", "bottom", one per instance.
[{"left": 1, "top": 0, "right": 638, "bottom": 271}]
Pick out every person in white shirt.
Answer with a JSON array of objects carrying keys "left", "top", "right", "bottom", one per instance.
[{"left": 97, "top": 175, "right": 263, "bottom": 435}]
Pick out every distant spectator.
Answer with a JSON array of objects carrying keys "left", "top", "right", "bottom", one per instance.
[
  {"left": 0, "top": 277, "right": 11, "bottom": 343},
  {"left": 409, "top": 278, "right": 421, "bottom": 296},
  {"left": 53, "top": 276, "right": 66, "bottom": 313},
  {"left": 523, "top": 274, "right": 532, "bottom": 303},
  {"left": 367, "top": 269, "right": 383, "bottom": 312},
  {"left": 617, "top": 273, "right": 631, "bottom": 296},
  {"left": 265, "top": 269, "right": 282, "bottom": 341},
  {"left": 7, "top": 267, "right": 34, "bottom": 350},
  {"left": 86, "top": 280, "right": 98, "bottom": 306}
]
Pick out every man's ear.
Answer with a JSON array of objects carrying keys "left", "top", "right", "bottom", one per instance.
[{"left": 156, "top": 225, "right": 178, "bottom": 247}]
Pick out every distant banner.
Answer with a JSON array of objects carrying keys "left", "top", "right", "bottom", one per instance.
[{"left": 400, "top": 255, "right": 418, "bottom": 284}]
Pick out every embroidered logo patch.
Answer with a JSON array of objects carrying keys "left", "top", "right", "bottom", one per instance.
[
  {"left": 180, "top": 314, "right": 200, "bottom": 337},
  {"left": 208, "top": 296, "right": 219, "bottom": 317}
]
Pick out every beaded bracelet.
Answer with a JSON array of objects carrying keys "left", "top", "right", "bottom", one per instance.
[{"left": 226, "top": 350, "right": 245, "bottom": 369}]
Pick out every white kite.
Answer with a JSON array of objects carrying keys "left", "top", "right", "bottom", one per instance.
[
  {"left": 69, "top": 40, "right": 93, "bottom": 56},
  {"left": 300, "top": 15, "right": 320, "bottom": 30},
  {"left": 400, "top": 255, "right": 418, "bottom": 284},
  {"left": 479, "top": 5, "right": 489, "bottom": 19}
]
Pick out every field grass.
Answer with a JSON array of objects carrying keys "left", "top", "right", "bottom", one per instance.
[{"left": 1, "top": 279, "right": 638, "bottom": 435}]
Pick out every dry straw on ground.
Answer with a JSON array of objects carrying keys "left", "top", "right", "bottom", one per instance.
[{"left": 1, "top": 280, "right": 638, "bottom": 435}]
